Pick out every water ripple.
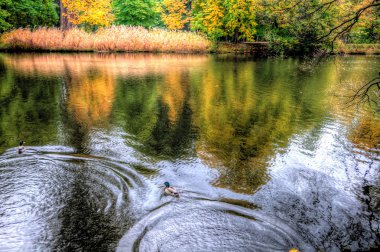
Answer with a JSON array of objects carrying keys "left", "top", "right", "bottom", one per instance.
[
  {"left": 117, "top": 199, "right": 313, "bottom": 252},
  {"left": 0, "top": 146, "right": 148, "bottom": 250}
]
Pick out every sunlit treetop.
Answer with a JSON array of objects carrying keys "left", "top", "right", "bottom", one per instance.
[
  {"left": 62, "top": 0, "right": 114, "bottom": 28},
  {"left": 158, "top": 0, "right": 191, "bottom": 30}
]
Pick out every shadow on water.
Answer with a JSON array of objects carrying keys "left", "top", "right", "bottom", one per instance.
[
  {"left": 0, "top": 53, "right": 379, "bottom": 251},
  {"left": 56, "top": 159, "right": 127, "bottom": 251},
  {"left": 0, "top": 147, "right": 146, "bottom": 250}
]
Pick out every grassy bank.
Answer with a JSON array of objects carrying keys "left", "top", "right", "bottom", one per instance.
[
  {"left": 0, "top": 26, "right": 211, "bottom": 53},
  {"left": 335, "top": 42, "right": 380, "bottom": 54},
  {"left": 213, "top": 41, "right": 380, "bottom": 55}
]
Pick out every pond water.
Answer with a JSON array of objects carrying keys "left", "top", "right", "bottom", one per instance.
[{"left": 0, "top": 53, "right": 379, "bottom": 251}]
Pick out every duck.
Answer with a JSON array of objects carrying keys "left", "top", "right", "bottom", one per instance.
[
  {"left": 164, "top": 182, "right": 179, "bottom": 197},
  {"left": 18, "top": 140, "right": 25, "bottom": 154}
]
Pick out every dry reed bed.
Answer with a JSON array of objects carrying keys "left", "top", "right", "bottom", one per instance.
[{"left": 0, "top": 26, "right": 211, "bottom": 53}]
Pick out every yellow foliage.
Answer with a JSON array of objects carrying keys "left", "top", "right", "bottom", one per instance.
[
  {"left": 197, "top": 0, "right": 225, "bottom": 35},
  {"left": 225, "top": 0, "right": 257, "bottom": 41},
  {"left": 62, "top": 0, "right": 114, "bottom": 27},
  {"left": 159, "top": 0, "right": 190, "bottom": 30}
]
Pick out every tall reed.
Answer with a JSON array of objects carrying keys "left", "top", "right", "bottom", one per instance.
[{"left": 0, "top": 26, "right": 212, "bottom": 53}]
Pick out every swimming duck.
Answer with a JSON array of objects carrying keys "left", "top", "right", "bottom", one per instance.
[
  {"left": 18, "top": 140, "right": 25, "bottom": 154},
  {"left": 164, "top": 182, "right": 179, "bottom": 197}
]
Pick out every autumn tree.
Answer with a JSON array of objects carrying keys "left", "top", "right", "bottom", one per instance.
[
  {"left": 113, "top": 0, "right": 160, "bottom": 28},
  {"left": 255, "top": 0, "right": 340, "bottom": 52},
  {"left": 348, "top": 4, "right": 380, "bottom": 43},
  {"left": 191, "top": 0, "right": 226, "bottom": 40},
  {"left": 192, "top": 0, "right": 258, "bottom": 42},
  {"left": 59, "top": 0, "right": 73, "bottom": 30},
  {"left": 61, "top": 0, "right": 114, "bottom": 30},
  {"left": 224, "top": 0, "right": 258, "bottom": 42},
  {"left": 158, "top": 0, "right": 190, "bottom": 30},
  {"left": 254, "top": 0, "right": 380, "bottom": 52}
]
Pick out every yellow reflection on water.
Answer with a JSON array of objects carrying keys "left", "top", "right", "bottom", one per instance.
[
  {"left": 349, "top": 113, "right": 380, "bottom": 151},
  {"left": 327, "top": 56, "right": 380, "bottom": 153},
  {"left": 2, "top": 53, "right": 208, "bottom": 127},
  {"left": 160, "top": 71, "right": 187, "bottom": 122},
  {"left": 2, "top": 54, "right": 379, "bottom": 194},
  {"left": 66, "top": 71, "right": 115, "bottom": 126}
]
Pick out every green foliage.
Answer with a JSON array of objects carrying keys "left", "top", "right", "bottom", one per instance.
[
  {"left": 0, "top": 0, "right": 58, "bottom": 31},
  {"left": 255, "top": 0, "right": 340, "bottom": 54},
  {"left": 0, "top": 0, "right": 12, "bottom": 32},
  {"left": 113, "top": 0, "right": 160, "bottom": 27}
]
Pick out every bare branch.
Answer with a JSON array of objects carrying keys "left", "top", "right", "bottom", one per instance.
[
  {"left": 348, "top": 75, "right": 380, "bottom": 108},
  {"left": 307, "top": 0, "right": 337, "bottom": 16},
  {"left": 318, "top": 1, "right": 380, "bottom": 41}
]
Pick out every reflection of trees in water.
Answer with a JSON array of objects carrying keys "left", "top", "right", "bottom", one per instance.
[
  {"left": 344, "top": 111, "right": 380, "bottom": 247},
  {"left": 112, "top": 75, "right": 159, "bottom": 141},
  {"left": 113, "top": 72, "right": 194, "bottom": 158},
  {"left": 190, "top": 59, "right": 333, "bottom": 193},
  {"left": 361, "top": 182, "right": 380, "bottom": 242},
  {"left": 332, "top": 108, "right": 380, "bottom": 249},
  {"left": 59, "top": 64, "right": 116, "bottom": 152},
  {"left": 65, "top": 67, "right": 116, "bottom": 127},
  {"left": 348, "top": 113, "right": 380, "bottom": 151},
  {"left": 145, "top": 100, "right": 193, "bottom": 158},
  {"left": 145, "top": 71, "right": 193, "bottom": 157},
  {"left": 2, "top": 53, "right": 379, "bottom": 196},
  {"left": 55, "top": 161, "right": 130, "bottom": 251},
  {"left": 113, "top": 57, "right": 344, "bottom": 193},
  {"left": 0, "top": 57, "right": 60, "bottom": 152},
  {"left": 264, "top": 169, "right": 380, "bottom": 251}
]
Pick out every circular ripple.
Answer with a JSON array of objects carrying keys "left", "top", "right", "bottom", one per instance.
[
  {"left": 0, "top": 146, "right": 148, "bottom": 251},
  {"left": 117, "top": 199, "right": 314, "bottom": 252}
]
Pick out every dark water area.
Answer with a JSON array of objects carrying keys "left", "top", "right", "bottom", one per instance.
[{"left": 0, "top": 53, "right": 379, "bottom": 251}]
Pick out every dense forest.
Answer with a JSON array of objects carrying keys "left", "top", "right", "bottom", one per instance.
[{"left": 0, "top": 0, "right": 379, "bottom": 52}]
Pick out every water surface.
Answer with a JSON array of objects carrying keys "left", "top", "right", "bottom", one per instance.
[{"left": 0, "top": 53, "right": 379, "bottom": 251}]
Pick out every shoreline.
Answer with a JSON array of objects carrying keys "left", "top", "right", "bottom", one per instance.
[
  {"left": 1, "top": 44, "right": 379, "bottom": 55},
  {"left": 1, "top": 28, "right": 379, "bottom": 56}
]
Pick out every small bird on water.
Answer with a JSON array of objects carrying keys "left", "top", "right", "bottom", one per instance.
[
  {"left": 18, "top": 140, "right": 25, "bottom": 154},
  {"left": 164, "top": 182, "right": 179, "bottom": 197}
]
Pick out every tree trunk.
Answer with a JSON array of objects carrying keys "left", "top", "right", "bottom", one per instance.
[{"left": 59, "top": 0, "right": 73, "bottom": 30}]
